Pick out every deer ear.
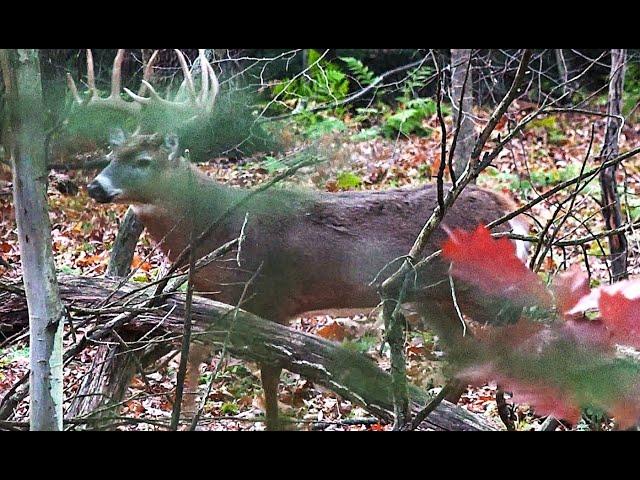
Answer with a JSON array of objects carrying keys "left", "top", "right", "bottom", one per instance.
[
  {"left": 163, "top": 133, "right": 180, "bottom": 161},
  {"left": 109, "top": 128, "right": 126, "bottom": 147}
]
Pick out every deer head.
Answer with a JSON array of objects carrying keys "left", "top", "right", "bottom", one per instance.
[{"left": 87, "top": 131, "right": 183, "bottom": 204}]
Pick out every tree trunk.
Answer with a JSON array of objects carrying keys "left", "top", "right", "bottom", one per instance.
[
  {"left": 106, "top": 207, "right": 144, "bottom": 278},
  {"left": 0, "top": 276, "right": 498, "bottom": 431},
  {"left": 555, "top": 49, "right": 569, "bottom": 90},
  {"left": 67, "top": 205, "right": 150, "bottom": 425},
  {"left": 450, "top": 49, "right": 476, "bottom": 178},
  {"left": 599, "top": 49, "right": 628, "bottom": 282},
  {"left": 0, "top": 49, "right": 65, "bottom": 430}
]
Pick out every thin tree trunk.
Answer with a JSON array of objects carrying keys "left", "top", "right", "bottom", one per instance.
[
  {"left": 599, "top": 49, "right": 628, "bottom": 282},
  {"left": 0, "top": 49, "right": 65, "bottom": 430},
  {"left": 555, "top": 49, "right": 570, "bottom": 102},
  {"left": 450, "top": 49, "right": 476, "bottom": 178},
  {"left": 106, "top": 207, "right": 144, "bottom": 278}
]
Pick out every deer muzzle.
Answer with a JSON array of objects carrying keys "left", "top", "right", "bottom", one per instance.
[{"left": 87, "top": 174, "right": 122, "bottom": 203}]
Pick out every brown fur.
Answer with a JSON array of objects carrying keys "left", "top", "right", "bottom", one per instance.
[{"left": 133, "top": 175, "right": 517, "bottom": 323}]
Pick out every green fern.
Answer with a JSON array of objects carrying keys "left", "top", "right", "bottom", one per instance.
[{"left": 340, "top": 56, "right": 376, "bottom": 86}]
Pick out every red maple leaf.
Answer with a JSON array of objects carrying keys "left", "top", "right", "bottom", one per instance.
[
  {"left": 505, "top": 382, "right": 582, "bottom": 424},
  {"left": 608, "top": 396, "right": 640, "bottom": 430},
  {"left": 441, "top": 225, "right": 551, "bottom": 307},
  {"left": 568, "top": 279, "right": 640, "bottom": 349},
  {"left": 599, "top": 282, "right": 640, "bottom": 349},
  {"left": 553, "top": 265, "right": 591, "bottom": 318}
]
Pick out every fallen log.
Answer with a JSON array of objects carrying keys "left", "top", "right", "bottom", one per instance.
[{"left": 0, "top": 276, "right": 498, "bottom": 431}]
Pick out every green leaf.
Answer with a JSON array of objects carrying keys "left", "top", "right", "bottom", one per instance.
[
  {"left": 340, "top": 56, "right": 376, "bottom": 86},
  {"left": 351, "top": 126, "right": 381, "bottom": 142},
  {"left": 304, "top": 117, "right": 345, "bottom": 139},
  {"left": 220, "top": 402, "right": 239, "bottom": 415},
  {"left": 336, "top": 171, "right": 362, "bottom": 190},
  {"left": 261, "top": 156, "right": 287, "bottom": 173}
]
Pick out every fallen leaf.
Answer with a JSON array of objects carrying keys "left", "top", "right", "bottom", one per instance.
[{"left": 317, "top": 322, "right": 348, "bottom": 342}]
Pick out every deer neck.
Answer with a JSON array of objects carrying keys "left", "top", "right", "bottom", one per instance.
[{"left": 131, "top": 164, "right": 245, "bottom": 258}]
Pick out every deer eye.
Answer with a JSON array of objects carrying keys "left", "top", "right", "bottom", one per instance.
[{"left": 136, "top": 157, "right": 152, "bottom": 167}]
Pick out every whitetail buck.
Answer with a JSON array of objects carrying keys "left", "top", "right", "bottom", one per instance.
[{"left": 71, "top": 50, "right": 530, "bottom": 430}]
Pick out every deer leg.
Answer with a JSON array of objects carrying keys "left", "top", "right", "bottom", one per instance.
[
  {"left": 260, "top": 364, "right": 282, "bottom": 430},
  {"left": 181, "top": 343, "right": 211, "bottom": 421},
  {"left": 415, "top": 300, "right": 469, "bottom": 405},
  {"left": 443, "top": 379, "right": 467, "bottom": 404}
]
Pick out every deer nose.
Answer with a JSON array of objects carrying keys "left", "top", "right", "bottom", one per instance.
[{"left": 87, "top": 180, "right": 111, "bottom": 203}]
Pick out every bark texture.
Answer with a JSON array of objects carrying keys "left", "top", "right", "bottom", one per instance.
[
  {"left": 450, "top": 49, "right": 476, "bottom": 177},
  {"left": 599, "top": 49, "right": 628, "bottom": 282},
  {"left": 0, "top": 49, "right": 65, "bottom": 430}
]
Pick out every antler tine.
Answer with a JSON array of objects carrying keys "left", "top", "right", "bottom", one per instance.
[
  {"left": 205, "top": 61, "right": 219, "bottom": 114},
  {"left": 138, "top": 50, "right": 159, "bottom": 96},
  {"left": 198, "top": 50, "right": 209, "bottom": 105},
  {"left": 196, "top": 49, "right": 219, "bottom": 113},
  {"left": 86, "top": 49, "right": 96, "bottom": 95},
  {"left": 110, "top": 49, "right": 126, "bottom": 99},
  {"left": 125, "top": 80, "right": 190, "bottom": 109},
  {"left": 67, "top": 49, "right": 141, "bottom": 116},
  {"left": 174, "top": 49, "right": 196, "bottom": 100},
  {"left": 125, "top": 80, "right": 164, "bottom": 104},
  {"left": 66, "top": 72, "right": 83, "bottom": 104}
]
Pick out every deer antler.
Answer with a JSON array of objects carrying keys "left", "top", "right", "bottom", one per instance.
[
  {"left": 122, "top": 49, "right": 219, "bottom": 121},
  {"left": 67, "top": 49, "right": 219, "bottom": 123},
  {"left": 66, "top": 49, "right": 141, "bottom": 116}
]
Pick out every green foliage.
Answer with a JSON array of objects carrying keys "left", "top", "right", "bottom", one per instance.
[
  {"left": 2, "top": 345, "right": 29, "bottom": 363},
  {"left": 336, "top": 171, "right": 362, "bottom": 190},
  {"left": 342, "top": 334, "right": 378, "bottom": 354},
  {"left": 525, "top": 115, "right": 567, "bottom": 145},
  {"left": 58, "top": 265, "right": 81, "bottom": 275},
  {"left": 220, "top": 402, "right": 239, "bottom": 415},
  {"left": 303, "top": 116, "right": 346, "bottom": 139},
  {"left": 383, "top": 98, "right": 443, "bottom": 138},
  {"left": 622, "top": 194, "right": 640, "bottom": 221},
  {"left": 352, "top": 107, "right": 380, "bottom": 124},
  {"left": 259, "top": 156, "right": 288, "bottom": 174},
  {"left": 400, "top": 66, "right": 435, "bottom": 99},
  {"left": 340, "top": 56, "right": 376, "bottom": 86},
  {"left": 379, "top": 64, "right": 441, "bottom": 139},
  {"left": 266, "top": 54, "right": 444, "bottom": 144},
  {"left": 272, "top": 49, "right": 350, "bottom": 115},
  {"left": 350, "top": 126, "right": 381, "bottom": 142},
  {"left": 487, "top": 162, "right": 586, "bottom": 198},
  {"left": 220, "top": 364, "right": 261, "bottom": 398}
]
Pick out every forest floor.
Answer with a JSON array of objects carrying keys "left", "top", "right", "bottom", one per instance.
[{"left": 2, "top": 101, "right": 640, "bottom": 430}]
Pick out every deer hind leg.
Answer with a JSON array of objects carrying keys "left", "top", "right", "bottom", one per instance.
[
  {"left": 413, "top": 300, "right": 469, "bottom": 404},
  {"left": 260, "top": 364, "right": 283, "bottom": 430}
]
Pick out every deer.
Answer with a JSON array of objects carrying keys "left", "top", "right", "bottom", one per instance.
[{"left": 69, "top": 49, "right": 531, "bottom": 430}]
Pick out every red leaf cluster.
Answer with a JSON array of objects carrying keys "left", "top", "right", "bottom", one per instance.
[
  {"left": 441, "top": 225, "right": 551, "bottom": 307},
  {"left": 443, "top": 225, "right": 640, "bottom": 428}
]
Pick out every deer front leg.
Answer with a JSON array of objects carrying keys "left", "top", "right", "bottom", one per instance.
[
  {"left": 260, "top": 364, "right": 282, "bottom": 430},
  {"left": 181, "top": 343, "right": 211, "bottom": 423}
]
